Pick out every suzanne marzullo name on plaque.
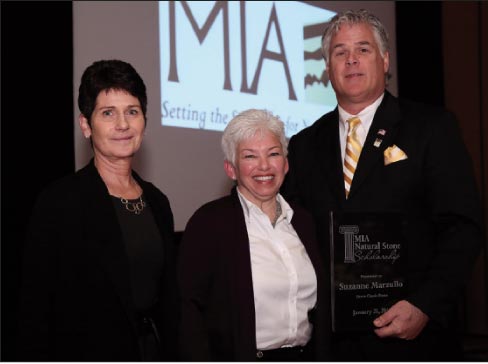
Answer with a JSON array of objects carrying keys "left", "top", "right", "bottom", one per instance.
[{"left": 329, "top": 212, "right": 407, "bottom": 332}]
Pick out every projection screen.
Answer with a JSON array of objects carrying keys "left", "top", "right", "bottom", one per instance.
[{"left": 73, "top": 1, "right": 397, "bottom": 231}]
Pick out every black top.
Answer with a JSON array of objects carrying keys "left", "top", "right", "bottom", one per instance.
[
  {"left": 17, "top": 160, "right": 179, "bottom": 361},
  {"left": 111, "top": 194, "right": 164, "bottom": 312}
]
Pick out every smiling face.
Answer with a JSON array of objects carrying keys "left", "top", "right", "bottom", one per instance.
[
  {"left": 327, "top": 22, "right": 389, "bottom": 114},
  {"left": 79, "top": 89, "right": 145, "bottom": 163},
  {"left": 224, "top": 130, "right": 289, "bottom": 206}
]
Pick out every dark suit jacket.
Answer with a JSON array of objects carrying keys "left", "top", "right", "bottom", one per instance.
[
  {"left": 281, "top": 91, "right": 482, "bottom": 361},
  {"left": 178, "top": 188, "right": 331, "bottom": 361},
  {"left": 17, "top": 160, "right": 179, "bottom": 361}
]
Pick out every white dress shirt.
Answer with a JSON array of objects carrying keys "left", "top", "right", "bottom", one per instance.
[
  {"left": 237, "top": 189, "right": 317, "bottom": 350},
  {"left": 339, "top": 93, "right": 385, "bottom": 163}
]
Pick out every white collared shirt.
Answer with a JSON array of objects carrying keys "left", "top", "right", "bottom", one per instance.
[
  {"left": 339, "top": 93, "right": 385, "bottom": 163},
  {"left": 237, "top": 189, "right": 317, "bottom": 350}
]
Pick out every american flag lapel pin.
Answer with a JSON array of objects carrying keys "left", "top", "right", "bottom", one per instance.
[{"left": 373, "top": 129, "right": 387, "bottom": 147}]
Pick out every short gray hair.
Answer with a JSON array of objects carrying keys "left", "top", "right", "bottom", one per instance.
[
  {"left": 221, "top": 109, "right": 288, "bottom": 165},
  {"left": 321, "top": 9, "right": 389, "bottom": 65}
]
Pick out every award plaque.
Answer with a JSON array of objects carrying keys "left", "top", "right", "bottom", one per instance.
[{"left": 329, "top": 211, "right": 407, "bottom": 332}]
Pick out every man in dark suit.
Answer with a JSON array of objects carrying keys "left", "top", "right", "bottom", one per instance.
[{"left": 281, "top": 9, "right": 482, "bottom": 361}]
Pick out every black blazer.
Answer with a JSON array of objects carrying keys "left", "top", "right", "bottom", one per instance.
[
  {"left": 17, "top": 160, "right": 179, "bottom": 361},
  {"left": 178, "top": 189, "right": 331, "bottom": 361},
  {"left": 282, "top": 91, "right": 482, "bottom": 361}
]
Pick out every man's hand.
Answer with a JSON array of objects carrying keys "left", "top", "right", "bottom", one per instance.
[{"left": 373, "top": 300, "right": 429, "bottom": 340}]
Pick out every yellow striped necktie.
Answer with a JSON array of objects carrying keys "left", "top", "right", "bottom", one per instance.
[{"left": 344, "top": 117, "right": 362, "bottom": 199}]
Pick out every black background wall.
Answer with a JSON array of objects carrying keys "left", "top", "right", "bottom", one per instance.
[
  {"left": 1, "top": 1, "right": 485, "bottom": 360},
  {"left": 1, "top": 2, "right": 74, "bottom": 359}
]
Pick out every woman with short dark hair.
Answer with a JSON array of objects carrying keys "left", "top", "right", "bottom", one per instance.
[{"left": 17, "top": 60, "right": 178, "bottom": 361}]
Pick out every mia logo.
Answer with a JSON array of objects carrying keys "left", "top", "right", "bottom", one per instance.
[
  {"left": 339, "top": 225, "right": 360, "bottom": 263},
  {"left": 159, "top": 1, "right": 337, "bottom": 136},
  {"left": 339, "top": 225, "right": 401, "bottom": 264}
]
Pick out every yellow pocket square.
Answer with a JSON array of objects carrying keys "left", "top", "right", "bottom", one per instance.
[{"left": 384, "top": 144, "right": 408, "bottom": 166}]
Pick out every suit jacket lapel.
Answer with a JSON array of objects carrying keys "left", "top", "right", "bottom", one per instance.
[
  {"left": 78, "top": 161, "right": 138, "bottom": 332},
  {"left": 315, "top": 109, "right": 345, "bottom": 205},
  {"left": 348, "top": 92, "right": 402, "bottom": 199}
]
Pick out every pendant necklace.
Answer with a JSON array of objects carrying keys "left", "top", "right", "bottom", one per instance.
[{"left": 120, "top": 195, "right": 146, "bottom": 215}]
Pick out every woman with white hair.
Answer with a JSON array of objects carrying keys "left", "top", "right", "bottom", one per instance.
[{"left": 178, "top": 109, "right": 329, "bottom": 361}]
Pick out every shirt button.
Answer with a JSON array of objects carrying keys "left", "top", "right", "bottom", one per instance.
[{"left": 256, "top": 351, "right": 264, "bottom": 358}]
